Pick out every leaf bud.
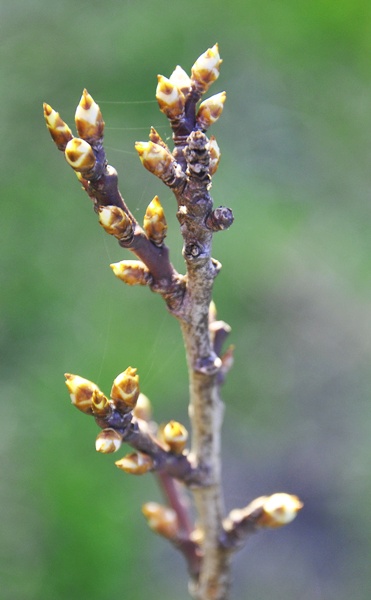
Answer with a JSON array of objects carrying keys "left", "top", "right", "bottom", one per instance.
[
  {"left": 95, "top": 428, "right": 122, "bottom": 454},
  {"left": 208, "top": 136, "right": 221, "bottom": 175},
  {"left": 169, "top": 65, "right": 192, "bottom": 94},
  {"left": 191, "top": 43, "right": 222, "bottom": 93},
  {"left": 196, "top": 92, "right": 226, "bottom": 131},
  {"left": 143, "top": 195, "right": 167, "bottom": 246},
  {"left": 110, "top": 366, "right": 140, "bottom": 413},
  {"left": 115, "top": 452, "right": 154, "bottom": 475},
  {"left": 142, "top": 502, "right": 178, "bottom": 539},
  {"left": 75, "top": 89, "right": 104, "bottom": 141},
  {"left": 43, "top": 103, "right": 73, "bottom": 151},
  {"left": 98, "top": 205, "right": 133, "bottom": 240},
  {"left": 65, "top": 138, "right": 96, "bottom": 174},
  {"left": 135, "top": 141, "right": 174, "bottom": 178},
  {"left": 156, "top": 75, "right": 185, "bottom": 120},
  {"left": 133, "top": 393, "right": 152, "bottom": 422},
  {"left": 261, "top": 493, "right": 303, "bottom": 528},
  {"left": 110, "top": 260, "right": 151, "bottom": 286},
  {"left": 64, "top": 373, "right": 103, "bottom": 415},
  {"left": 163, "top": 420, "right": 188, "bottom": 454}
]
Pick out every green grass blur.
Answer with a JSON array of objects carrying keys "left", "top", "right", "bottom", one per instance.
[{"left": 2, "top": 1, "right": 371, "bottom": 598}]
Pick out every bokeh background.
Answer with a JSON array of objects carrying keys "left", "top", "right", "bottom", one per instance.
[{"left": 2, "top": 1, "right": 371, "bottom": 598}]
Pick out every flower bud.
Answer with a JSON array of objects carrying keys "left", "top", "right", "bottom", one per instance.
[
  {"left": 191, "top": 43, "right": 222, "bottom": 93},
  {"left": 143, "top": 195, "right": 167, "bottom": 246},
  {"left": 110, "top": 260, "right": 151, "bottom": 286},
  {"left": 110, "top": 367, "right": 140, "bottom": 413},
  {"left": 115, "top": 452, "right": 154, "bottom": 475},
  {"left": 98, "top": 205, "right": 133, "bottom": 240},
  {"left": 95, "top": 428, "right": 122, "bottom": 454},
  {"left": 208, "top": 136, "right": 221, "bottom": 175},
  {"left": 162, "top": 420, "right": 188, "bottom": 454},
  {"left": 64, "top": 373, "right": 103, "bottom": 415},
  {"left": 156, "top": 75, "right": 185, "bottom": 120},
  {"left": 196, "top": 92, "right": 226, "bottom": 131},
  {"left": 91, "top": 390, "right": 111, "bottom": 417},
  {"left": 142, "top": 502, "right": 178, "bottom": 539},
  {"left": 43, "top": 103, "right": 73, "bottom": 150},
  {"left": 75, "top": 89, "right": 104, "bottom": 141},
  {"left": 65, "top": 138, "right": 96, "bottom": 173},
  {"left": 169, "top": 65, "right": 192, "bottom": 94},
  {"left": 135, "top": 141, "right": 174, "bottom": 178},
  {"left": 149, "top": 127, "right": 169, "bottom": 150},
  {"left": 261, "top": 493, "right": 303, "bottom": 528},
  {"left": 132, "top": 393, "right": 152, "bottom": 422}
]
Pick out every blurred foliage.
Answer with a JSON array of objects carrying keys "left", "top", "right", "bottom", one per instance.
[{"left": 2, "top": 1, "right": 371, "bottom": 599}]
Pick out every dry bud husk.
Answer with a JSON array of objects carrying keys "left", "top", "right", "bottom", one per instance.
[
  {"left": 110, "top": 366, "right": 140, "bottom": 413},
  {"left": 65, "top": 138, "right": 96, "bottom": 173},
  {"left": 110, "top": 260, "right": 151, "bottom": 286},
  {"left": 156, "top": 75, "right": 185, "bottom": 120},
  {"left": 142, "top": 502, "right": 178, "bottom": 539},
  {"left": 43, "top": 103, "right": 73, "bottom": 150},
  {"left": 64, "top": 373, "right": 104, "bottom": 415},
  {"left": 163, "top": 420, "right": 188, "bottom": 454},
  {"left": 115, "top": 452, "right": 153, "bottom": 475},
  {"left": 191, "top": 43, "right": 222, "bottom": 93},
  {"left": 143, "top": 195, "right": 167, "bottom": 246},
  {"left": 75, "top": 89, "right": 104, "bottom": 141},
  {"left": 95, "top": 428, "right": 122, "bottom": 454}
]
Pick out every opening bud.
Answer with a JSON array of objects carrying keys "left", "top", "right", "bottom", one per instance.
[
  {"left": 163, "top": 420, "right": 188, "bottom": 454},
  {"left": 132, "top": 393, "right": 152, "bottom": 422},
  {"left": 115, "top": 452, "right": 153, "bottom": 475},
  {"left": 110, "top": 366, "right": 140, "bottom": 413},
  {"left": 191, "top": 43, "right": 222, "bottom": 93},
  {"left": 169, "top": 65, "right": 192, "bottom": 94},
  {"left": 95, "top": 428, "right": 122, "bottom": 454},
  {"left": 261, "top": 493, "right": 303, "bottom": 528},
  {"left": 143, "top": 195, "right": 167, "bottom": 246},
  {"left": 135, "top": 141, "right": 174, "bottom": 178},
  {"left": 208, "top": 136, "right": 221, "bottom": 175},
  {"left": 91, "top": 390, "right": 111, "bottom": 417},
  {"left": 142, "top": 502, "right": 178, "bottom": 539},
  {"left": 156, "top": 75, "right": 185, "bottom": 120},
  {"left": 110, "top": 260, "right": 151, "bottom": 286},
  {"left": 43, "top": 103, "right": 73, "bottom": 151},
  {"left": 196, "top": 92, "right": 226, "bottom": 131},
  {"left": 65, "top": 138, "right": 96, "bottom": 174},
  {"left": 75, "top": 89, "right": 104, "bottom": 141},
  {"left": 64, "top": 373, "right": 103, "bottom": 415},
  {"left": 98, "top": 205, "right": 133, "bottom": 240}
]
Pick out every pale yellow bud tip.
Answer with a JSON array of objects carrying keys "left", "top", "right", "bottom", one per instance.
[
  {"left": 263, "top": 493, "right": 303, "bottom": 527},
  {"left": 163, "top": 420, "right": 188, "bottom": 454},
  {"left": 115, "top": 452, "right": 153, "bottom": 475}
]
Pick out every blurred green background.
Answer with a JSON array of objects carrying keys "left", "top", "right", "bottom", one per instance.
[{"left": 2, "top": 0, "right": 371, "bottom": 598}]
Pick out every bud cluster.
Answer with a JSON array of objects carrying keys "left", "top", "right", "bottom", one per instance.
[{"left": 44, "top": 89, "right": 104, "bottom": 179}]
